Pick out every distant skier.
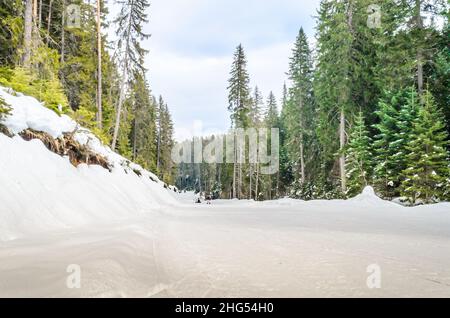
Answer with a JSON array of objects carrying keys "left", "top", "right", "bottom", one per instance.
[
  {"left": 195, "top": 197, "right": 202, "bottom": 204},
  {"left": 206, "top": 194, "right": 212, "bottom": 205}
]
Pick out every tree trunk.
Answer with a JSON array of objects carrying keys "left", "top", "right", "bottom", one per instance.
[
  {"left": 300, "top": 133, "right": 305, "bottom": 184},
  {"left": 38, "top": 0, "right": 42, "bottom": 28},
  {"left": 61, "top": 0, "right": 65, "bottom": 63},
  {"left": 232, "top": 135, "right": 237, "bottom": 199},
  {"left": 249, "top": 163, "right": 253, "bottom": 200},
  {"left": 339, "top": 109, "right": 347, "bottom": 193},
  {"left": 111, "top": 64, "right": 128, "bottom": 150},
  {"left": 132, "top": 119, "right": 137, "bottom": 161},
  {"left": 299, "top": 96, "right": 306, "bottom": 185},
  {"left": 255, "top": 162, "right": 260, "bottom": 201},
  {"left": 415, "top": 0, "right": 424, "bottom": 98},
  {"left": 46, "top": 0, "right": 53, "bottom": 45},
  {"left": 23, "top": 0, "right": 33, "bottom": 67},
  {"left": 96, "top": 0, "right": 103, "bottom": 128},
  {"left": 156, "top": 120, "right": 162, "bottom": 173}
]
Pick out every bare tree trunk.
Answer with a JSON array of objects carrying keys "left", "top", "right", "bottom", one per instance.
[
  {"left": 415, "top": 0, "right": 424, "bottom": 98},
  {"left": 255, "top": 162, "right": 259, "bottom": 201},
  {"left": 23, "top": 0, "right": 33, "bottom": 67},
  {"left": 61, "top": 0, "right": 65, "bottom": 63},
  {"left": 46, "top": 0, "right": 54, "bottom": 45},
  {"left": 38, "top": 0, "right": 42, "bottom": 28},
  {"left": 299, "top": 96, "right": 306, "bottom": 185},
  {"left": 156, "top": 119, "right": 162, "bottom": 173},
  {"left": 339, "top": 109, "right": 347, "bottom": 193},
  {"left": 232, "top": 135, "right": 237, "bottom": 199},
  {"left": 132, "top": 117, "right": 137, "bottom": 161},
  {"left": 238, "top": 148, "right": 243, "bottom": 199},
  {"left": 300, "top": 132, "right": 305, "bottom": 184},
  {"left": 96, "top": 0, "right": 103, "bottom": 128},
  {"left": 276, "top": 169, "right": 280, "bottom": 198},
  {"left": 249, "top": 163, "right": 253, "bottom": 200},
  {"left": 111, "top": 64, "right": 128, "bottom": 150}
]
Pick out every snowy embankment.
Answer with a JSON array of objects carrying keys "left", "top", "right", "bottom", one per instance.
[{"left": 0, "top": 86, "right": 177, "bottom": 241}]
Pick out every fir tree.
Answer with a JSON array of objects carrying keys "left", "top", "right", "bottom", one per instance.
[
  {"left": 285, "top": 27, "right": 313, "bottom": 186},
  {"left": 227, "top": 44, "right": 251, "bottom": 198},
  {"left": 401, "top": 90, "right": 450, "bottom": 204},
  {"left": 228, "top": 44, "right": 251, "bottom": 128},
  {"left": 373, "top": 92, "right": 402, "bottom": 199},
  {"left": 345, "top": 111, "right": 373, "bottom": 197}
]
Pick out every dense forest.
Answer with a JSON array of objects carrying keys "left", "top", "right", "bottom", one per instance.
[
  {"left": 0, "top": 1, "right": 449, "bottom": 205},
  {"left": 176, "top": 0, "right": 450, "bottom": 205},
  {"left": 0, "top": 0, "right": 176, "bottom": 184}
]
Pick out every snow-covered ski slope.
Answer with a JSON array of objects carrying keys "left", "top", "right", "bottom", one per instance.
[{"left": 1, "top": 86, "right": 450, "bottom": 297}]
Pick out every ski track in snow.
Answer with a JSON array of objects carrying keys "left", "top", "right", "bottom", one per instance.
[{"left": 1, "top": 196, "right": 450, "bottom": 298}]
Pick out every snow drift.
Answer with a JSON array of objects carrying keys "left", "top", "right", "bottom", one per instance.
[{"left": 0, "top": 86, "right": 177, "bottom": 241}]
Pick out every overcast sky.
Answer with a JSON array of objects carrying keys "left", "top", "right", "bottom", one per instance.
[{"left": 111, "top": 0, "right": 321, "bottom": 140}]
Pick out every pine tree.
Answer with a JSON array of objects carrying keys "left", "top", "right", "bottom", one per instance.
[
  {"left": 130, "top": 72, "right": 157, "bottom": 171},
  {"left": 314, "top": 0, "right": 356, "bottom": 194},
  {"left": 373, "top": 89, "right": 419, "bottom": 198},
  {"left": 285, "top": 27, "right": 313, "bottom": 186},
  {"left": 0, "top": 0, "right": 22, "bottom": 65},
  {"left": 228, "top": 44, "right": 251, "bottom": 128},
  {"left": 111, "top": 0, "right": 150, "bottom": 150},
  {"left": 373, "top": 92, "right": 402, "bottom": 198},
  {"left": 264, "top": 91, "right": 279, "bottom": 199},
  {"left": 345, "top": 111, "right": 373, "bottom": 197},
  {"left": 401, "top": 90, "right": 450, "bottom": 204},
  {"left": 249, "top": 86, "right": 263, "bottom": 126},
  {"left": 227, "top": 44, "right": 251, "bottom": 199}
]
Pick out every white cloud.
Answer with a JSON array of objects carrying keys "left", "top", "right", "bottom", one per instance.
[{"left": 109, "top": 0, "right": 321, "bottom": 141}]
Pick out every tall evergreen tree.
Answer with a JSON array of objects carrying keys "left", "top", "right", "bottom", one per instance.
[
  {"left": 285, "top": 27, "right": 314, "bottom": 186},
  {"left": 111, "top": 0, "right": 150, "bottom": 150},
  {"left": 401, "top": 90, "right": 450, "bottom": 204},
  {"left": 227, "top": 44, "right": 251, "bottom": 199},
  {"left": 345, "top": 111, "right": 373, "bottom": 197},
  {"left": 314, "top": 0, "right": 356, "bottom": 194}
]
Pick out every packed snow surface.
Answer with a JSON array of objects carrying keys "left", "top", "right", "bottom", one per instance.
[{"left": 1, "top": 87, "right": 450, "bottom": 297}]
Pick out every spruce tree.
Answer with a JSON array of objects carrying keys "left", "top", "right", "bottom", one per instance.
[
  {"left": 285, "top": 27, "right": 313, "bottom": 186},
  {"left": 228, "top": 44, "right": 251, "bottom": 128},
  {"left": 264, "top": 91, "right": 279, "bottom": 199},
  {"left": 314, "top": 0, "right": 356, "bottom": 194},
  {"left": 345, "top": 111, "right": 373, "bottom": 197},
  {"left": 373, "top": 92, "right": 402, "bottom": 198},
  {"left": 401, "top": 90, "right": 450, "bottom": 204},
  {"left": 227, "top": 44, "right": 251, "bottom": 198},
  {"left": 111, "top": 0, "right": 150, "bottom": 150}
]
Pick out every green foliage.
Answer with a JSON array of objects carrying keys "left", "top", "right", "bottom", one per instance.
[
  {"left": 0, "top": 66, "right": 68, "bottom": 114},
  {"left": 401, "top": 91, "right": 450, "bottom": 205},
  {"left": 284, "top": 28, "right": 317, "bottom": 186},
  {"left": 346, "top": 112, "right": 373, "bottom": 197},
  {"left": 228, "top": 44, "right": 251, "bottom": 128},
  {"left": 373, "top": 89, "right": 420, "bottom": 198},
  {"left": 0, "top": 0, "right": 23, "bottom": 65},
  {"left": 131, "top": 73, "right": 157, "bottom": 172},
  {"left": 0, "top": 95, "right": 11, "bottom": 120}
]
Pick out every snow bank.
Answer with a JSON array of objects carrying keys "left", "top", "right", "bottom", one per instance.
[{"left": 0, "top": 86, "right": 178, "bottom": 241}]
